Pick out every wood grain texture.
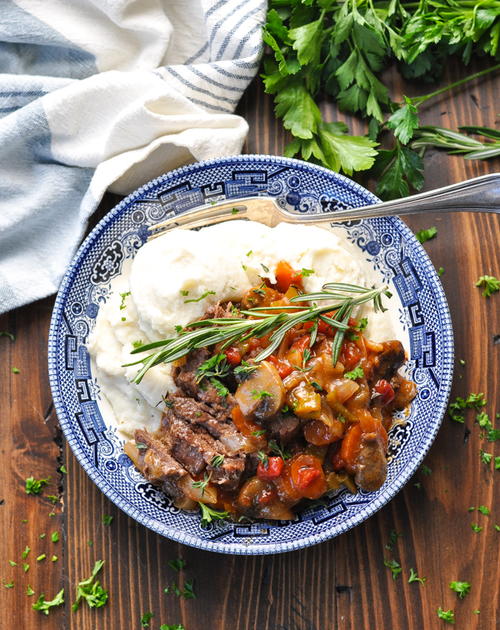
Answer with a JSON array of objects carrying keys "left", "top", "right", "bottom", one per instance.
[{"left": 0, "top": 60, "right": 499, "bottom": 629}]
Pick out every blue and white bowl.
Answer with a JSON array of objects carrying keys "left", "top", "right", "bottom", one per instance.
[{"left": 48, "top": 155, "right": 454, "bottom": 555}]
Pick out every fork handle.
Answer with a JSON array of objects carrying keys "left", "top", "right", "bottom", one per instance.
[{"left": 306, "top": 173, "right": 500, "bottom": 222}]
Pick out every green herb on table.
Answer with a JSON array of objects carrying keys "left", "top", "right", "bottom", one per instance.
[
  {"left": 384, "top": 529, "right": 402, "bottom": 552},
  {"left": 475, "top": 275, "right": 500, "bottom": 297},
  {"left": 0, "top": 331, "right": 15, "bottom": 341},
  {"left": 72, "top": 560, "right": 108, "bottom": 611},
  {"left": 23, "top": 563, "right": 29, "bottom": 572},
  {"left": 26, "top": 585, "right": 35, "bottom": 596},
  {"left": 11, "top": 367, "right": 20, "bottom": 374},
  {"left": 51, "top": 556, "right": 58, "bottom": 563},
  {"left": 478, "top": 505, "right": 490, "bottom": 516},
  {"left": 480, "top": 450, "right": 492, "bottom": 465},
  {"left": 168, "top": 558, "right": 186, "bottom": 572},
  {"left": 25, "top": 476, "right": 50, "bottom": 495},
  {"left": 449, "top": 580, "right": 471, "bottom": 599},
  {"left": 51, "top": 531, "right": 59, "bottom": 543},
  {"left": 495, "top": 524, "right": 500, "bottom": 532},
  {"left": 102, "top": 514, "right": 113, "bottom": 526},
  {"left": 437, "top": 607, "right": 455, "bottom": 624},
  {"left": 384, "top": 558, "right": 402, "bottom": 580},
  {"left": 39, "top": 533, "right": 46, "bottom": 539},
  {"left": 495, "top": 456, "right": 500, "bottom": 470},
  {"left": 420, "top": 464, "right": 432, "bottom": 476},
  {"left": 438, "top": 267, "right": 445, "bottom": 277},
  {"left": 127, "top": 283, "right": 391, "bottom": 383},
  {"left": 21, "top": 546, "right": 30, "bottom": 559},
  {"left": 58, "top": 464, "right": 67, "bottom": 474},
  {"left": 471, "top": 523, "right": 483, "bottom": 533},
  {"left": 448, "top": 393, "right": 486, "bottom": 423},
  {"left": 36, "top": 554, "right": 46, "bottom": 562},
  {"left": 3, "top": 580, "right": 14, "bottom": 589},
  {"left": 408, "top": 568, "right": 426, "bottom": 584},
  {"left": 32, "top": 588, "right": 64, "bottom": 615},
  {"left": 184, "top": 290, "right": 216, "bottom": 304},
  {"left": 141, "top": 612, "right": 154, "bottom": 627},
  {"left": 198, "top": 502, "right": 229, "bottom": 527},
  {"left": 412, "top": 125, "right": 500, "bottom": 160},
  {"left": 473, "top": 609, "right": 480, "bottom": 615},
  {"left": 160, "top": 625, "right": 185, "bottom": 630},
  {"left": 8, "top": 560, "right": 17, "bottom": 567},
  {"left": 415, "top": 227, "right": 437, "bottom": 244}
]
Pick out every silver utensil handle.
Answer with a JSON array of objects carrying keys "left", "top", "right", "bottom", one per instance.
[{"left": 302, "top": 173, "right": 500, "bottom": 222}]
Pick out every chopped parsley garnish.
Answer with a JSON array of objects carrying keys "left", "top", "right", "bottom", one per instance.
[
  {"left": 46, "top": 495, "right": 59, "bottom": 504},
  {"left": 448, "top": 392, "right": 486, "bottom": 423},
  {"left": 3, "top": 580, "right": 14, "bottom": 589},
  {"left": 119, "top": 291, "right": 131, "bottom": 310},
  {"left": 251, "top": 429, "right": 267, "bottom": 437},
  {"left": 11, "top": 367, "right": 20, "bottom": 374},
  {"left": 268, "top": 439, "right": 291, "bottom": 461},
  {"left": 168, "top": 558, "right": 186, "bottom": 572},
  {"left": 438, "top": 267, "right": 445, "bottom": 277},
  {"left": 25, "top": 476, "right": 50, "bottom": 495},
  {"left": 234, "top": 361, "right": 258, "bottom": 377},
  {"left": 196, "top": 353, "right": 230, "bottom": 383},
  {"left": 246, "top": 250, "right": 253, "bottom": 257},
  {"left": 51, "top": 556, "right": 58, "bottom": 563},
  {"left": 471, "top": 523, "right": 483, "bottom": 533},
  {"left": 475, "top": 274, "right": 500, "bottom": 297},
  {"left": 23, "top": 563, "right": 29, "bottom": 572},
  {"left": 180, "top": 289, "right": 189, "bottom": 296},
  {"left": 160, "top": 625, "right": 185, "bottom": 630},
  {"left": 478, "top": 505, "right": 490, "bottom": 515},
  {"left": 165, "top": 579, "right": 196, "bottom": 600},
  {"left": 420, "top": 464, "right": 432, "bottom": 476},
  {"left": 184, "top": 290, "right": 216, "bottom": 304},
  {"left": 102, "top": 515, "right": 113, "bottom": 526},
  {"left": 261, "top": 263, "right": 270, "bottom": 273},
  {"left": 210, "top": 454, "right": 225, "bottom": 468},
  {"left": 251, "top": 389, "right": 272, "bottom": 400},
  {"left": 301, "top": 268, "right": 315, "bottom": 277},
  {"left": 495, "top": 524, "right": 500, "bottom": 532},
  {"left": 449, "top": 580, "right": 471, "bottom": 599},
  {"left": 8, "top": 560, "right": 17, "bottom": 567},
  {"left": 0, "top": 331, "right": 15, "bottom": 341},
  {"left": 141, "top": 611, "right": 154, "bottom": 627},
  {"left": 344, "top": 366, "right": 364, "bottom": 380},
  {"left": 72, "top": 560, "right": 108, "bottom": 611},
  {"left": 408, "top": 568, "right": 426, "bottom": 584},
  {"left": 51, "top": 531, "right": 59, "bottom": 543},
  {"left": 231, "top": 207, "right": 239, "bottom": 215},
  {"left": 257, "top": 451, "right": 269, "bottom": 466},
  {"left": 384, "top": 558, "right": 402, "bottom": 580},
  {"left": 437, "top": 607, "right": 455, "bottom": 624},
  {"left": 36, "top": 554, "right": 46, "bottom": 562},
  {"left": 415, "top": 226, "right": 437, "bottom": 244},
  {"left": 22, "top": 546, "right": 30, "bottom": 559},
  {"left": 198, "top": 502, "right": 229, "bottom": 526},
  {"left": 32, "top": 588, "right": 65, "bottom": 615},
  {"left": 26, "top": 585, "right": 35, "bottom": 596},
  {"left": 132, "top": 339, "right": 144, "bottom": 349},
  {"left": 495, "top": 456, "right": 500, "bottom": 470}
]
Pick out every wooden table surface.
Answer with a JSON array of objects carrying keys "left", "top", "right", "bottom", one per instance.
[{"left": 1, "top": 62, "right": 499, "bottom": 630}]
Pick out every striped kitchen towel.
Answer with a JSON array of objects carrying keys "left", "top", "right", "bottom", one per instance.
[{"left": 0, "top": 0, "right": 266, "bottom": 314}]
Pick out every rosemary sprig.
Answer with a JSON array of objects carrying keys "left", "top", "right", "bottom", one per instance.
[{"left": 126, "top": 283, "right": 390, "bottom": 383}]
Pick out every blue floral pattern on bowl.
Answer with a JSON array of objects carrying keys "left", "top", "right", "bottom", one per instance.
[{"left": 48, "top": 155, "right": 454, "bottom": 555}]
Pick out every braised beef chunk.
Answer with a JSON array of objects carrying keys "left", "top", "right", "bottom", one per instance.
[
  {"left": 204, "top": 301, "right": 235, "bottom": 319},
  {"left": 173, "top": 348, "right": 210, "bottom": 398},
  {"left": 164, "top": 413, "right": 219, "bottom": 476},
  {"left": 267, "top": 413, "right": 300, "bottom": 444},
  {"left": 133, "top": 430, "right": 188, "bottom": 500},
  {"left": 371, "top": 340, "right": 405, "bottom": 381},
  {"left": 354, "top": 432, "right": 387, "bottom": 492},
  {"left": 208, "top": 456, "right": 246, "bottom": 491}
]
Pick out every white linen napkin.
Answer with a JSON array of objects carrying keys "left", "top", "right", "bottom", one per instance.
[{"left": 0, "top": 0, "right": 266, "bottom": 314}]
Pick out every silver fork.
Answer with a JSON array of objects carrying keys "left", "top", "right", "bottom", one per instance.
[{"left": 148, "top": 172, "right": 500, "bottom": 240}]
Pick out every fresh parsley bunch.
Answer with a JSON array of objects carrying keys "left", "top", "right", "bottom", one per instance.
[{"left": 261, "top": 0, "right": 500, "bottom": 199}]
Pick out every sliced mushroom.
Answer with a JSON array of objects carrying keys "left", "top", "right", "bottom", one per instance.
[{"left": 234, "top": 360, "right": 285, "bottom": 419}]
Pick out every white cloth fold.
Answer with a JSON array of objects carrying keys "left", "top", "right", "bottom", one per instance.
[{"left": 0, "top": 0, "right": 266, "bottom": 313}]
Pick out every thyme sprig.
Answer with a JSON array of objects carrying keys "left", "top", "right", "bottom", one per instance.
[{"left": 126, "top": 283, "right": 390, "bottom": 384}]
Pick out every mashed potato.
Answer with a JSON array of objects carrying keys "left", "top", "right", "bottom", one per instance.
[{"left": 88, "top": 221, "right": 400, "bottom": 439}]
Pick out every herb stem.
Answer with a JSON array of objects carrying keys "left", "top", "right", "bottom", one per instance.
[{"left": 413, "top": 64, "right": 500, "bottom": 106}]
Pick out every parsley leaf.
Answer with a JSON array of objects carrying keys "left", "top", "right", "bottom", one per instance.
[
  {"left": 384, "top": 558, "right": 402, "bottom": 580},
  {"left": 372, "top": 144, "right": 424, "bottom": 200},
  {"left": 25, "top": 476, "right": 50, "bottom": 495},
  {"left": 141, "top": 612, "right": 154, "bottom": 627},
  {"left": 437, "top": 607, "right": 455, "bottom": 624},
  {"left": 184, "top": 290, "right": 216, "bottom": 304},
  {"left": 344, "top": 366, "right": 364, "bottom": 380},
  {"left": 198, "top": 502, "right": 229, "bottom": 526},
  {"left": 32, "top": 588, "right": 65, "bottom": 615},
  {"left": 475, "top": 275, "right": 500, "bottom": 297},
  {"left": 449, "top": 580, "right": 471, "bottom": 599},
  {"left": 408, "top": 568, "right": 426, "bottom": 584},
  {"left": 415, "top": 226, "right": 438, "bottom": 244},
  {"left": 387, "top": 96, "right": 419, "bottom": 144},
  {"left": 72, "top": 560, "right": 108, "bottom": 611}
]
